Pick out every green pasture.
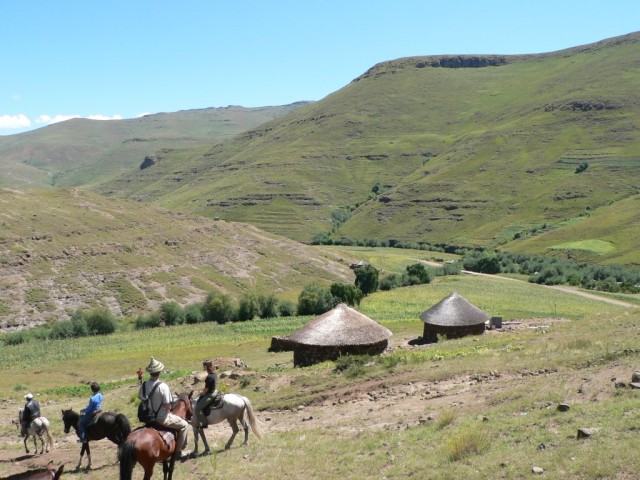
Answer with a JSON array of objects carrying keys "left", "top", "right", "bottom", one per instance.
[{"left": 1, "top": 272, "right": 639, "bottom": 479}]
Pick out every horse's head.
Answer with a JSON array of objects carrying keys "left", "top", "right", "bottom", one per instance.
[
  {"left": 171, "top": 391, "right": 194, "bottom": 421},
  {"left": 61, "top": 408, "right": 76, "bottom": 433}
]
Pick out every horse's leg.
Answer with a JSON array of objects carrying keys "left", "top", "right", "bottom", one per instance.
[
  {"left": 37, "top": 434, "right": 44, "bottom": 454},
  {"left": 241, "top": 417, "right": 250, "bottom": 445},
  {"left": 190, "top": 424, "right": 200, "bottom": 456},
  {"left": 200, "top": 427, "right": 212, "bottom": 455},
  {"left": 23, "top": 436, "right": 29, "bottom": 454},
  {"left": 85, "top": 442, "right": 92, "bottom": 470},
  {"left": 225, "top": 418, "right": 239, "bottom": 450},
  {"left": 167, "top": 457, "right": 176, "bottom": 480}
]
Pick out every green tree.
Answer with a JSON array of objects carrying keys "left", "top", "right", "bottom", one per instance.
[
  {"left": 297, "top": 283, "right": 335, "bottom": 315},
  {"left": 202, "top": 291, "right": 237, "bottom": 324},
  {"left": 354, "top": 265, "right": 379, "bottom": 296},
  {"left": 160, "top": 301, "right": 185, "bottom": 326},
  {"left": 330, "top": 283, "right": 363, "bottom": 306}
]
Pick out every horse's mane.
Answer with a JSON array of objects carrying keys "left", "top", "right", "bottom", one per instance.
[{"left": 1, "top": 467, "right": 56, "bottom": 479}]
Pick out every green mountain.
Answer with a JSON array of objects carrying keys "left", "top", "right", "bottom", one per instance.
[
  {"left": 0, "top": 103, "right": 309, "bottom": 189},
  {"left": 0, "top": 188, "right": 351, "bottom": 330},
  {"left": 92, "top": 33, "right": 640, "bottom": 265}
]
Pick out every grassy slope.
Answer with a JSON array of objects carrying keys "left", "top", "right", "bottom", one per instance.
[
  {"left": 0, "top": 188, "right": 351, "bottom": 330},
  {"left": 0, "top": 103, "right": 309, "bottom": 189},
  {"left": 0, "top": 273, "right": 638, "bottom": 479},
  {"left": 93, "top": 33, "right": 640, "bottom": 265}
]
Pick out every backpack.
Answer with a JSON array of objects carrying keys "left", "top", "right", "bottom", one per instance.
[{"left": 138, "top": 382, "right": 162, "bottom": 424}]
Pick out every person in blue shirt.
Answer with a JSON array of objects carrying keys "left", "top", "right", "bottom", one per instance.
[{"left": 78, "top": 382, "right": 103, "bottom": 443}]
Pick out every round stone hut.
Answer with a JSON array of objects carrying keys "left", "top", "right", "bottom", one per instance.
[
  {"left": 419, "top": 291, "right": 489, "bottom": 343},
  {"left": 272, "top": 303, "right": 392, "bottom": 367}
]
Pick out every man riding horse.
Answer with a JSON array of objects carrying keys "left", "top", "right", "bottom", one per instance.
[
  {"left": 194, "top": 360, "right": 222, "bottom": 429},
  {"left": 21, "top": 393, "right": 41, "bottom": 437},
  {"left": 138, "top": 357, "right": 189, "bottom": 460}
]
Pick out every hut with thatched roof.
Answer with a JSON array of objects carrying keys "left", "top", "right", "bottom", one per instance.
[
  {"left": 270, "top": 303, "right": 392, "bottom": 367},
  {"left": 419, "top": 292, "right": 489, "bottom": 343}
]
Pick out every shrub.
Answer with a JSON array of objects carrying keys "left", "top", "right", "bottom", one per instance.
[
  {"left": 183, "top": 303, "right": 204, "bottom": 324},
  {"left": 238, "top": 293, "right": 259, "bottom": 321},
  {"left": 402, "top": 263, "right": 433, "bottom": 285},
  {"left": 379, "top": 273, "right": 402, "bottom": 291},
  {"left": 258, "top": 294, "right": 279, "bottom": 318},
  {"left": 330, "top": 283, "right": 363, "bottom": 306},
  {"left": 49, "top": 320, "right": 75, "bottom": 339},
  {"left": 134, "top": 312, "right": 162, "bottom": 330},
  {"left": 202, "top": 291, "right": 237, "bottom": 324},
  {"left": 297, "top": 283, "right": 335, "bottom": 316},
  {"left": 160, "top": 301, "right": 185, "bottom": 326},
  {"left": 354, "top": 264, "right": 379, "bottom": 296},
  {"left": 3, "top": 331, "right": 25, "bottom": 345},
  {"left": 278, "top": 300, "right": 296, "bottom": 317},
  {"left": 443, "top": 427, "right": 489, "bottom": 461},
  {"left": 84, "top": 308, "right": 117, "bottom": 335}
]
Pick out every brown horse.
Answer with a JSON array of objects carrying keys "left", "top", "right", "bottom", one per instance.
[
  {"left": 1, "top": 460, "right": 64, "bottom": 479},
  {"left": 118, "top": 391, "right": 193, "bottom": 480}
]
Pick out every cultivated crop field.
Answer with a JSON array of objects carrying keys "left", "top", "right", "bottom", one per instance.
[{"left": 0, "top": 273, "right": 638, "bottom": 479}]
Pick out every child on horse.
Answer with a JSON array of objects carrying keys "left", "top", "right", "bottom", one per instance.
[
  {"left": 78, "top": 382, "right": 102, "bottom": 443},
  {"left": 194, "top": 360, "right": 221, "bottom": 428}
]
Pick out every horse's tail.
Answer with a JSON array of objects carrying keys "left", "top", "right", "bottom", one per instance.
[
  {"left": 114, "top": 413, "right": 132, "bottom": 445},
  {"left": 118, "top": 438, "right": 137, "bottom": 480},
  {"left": 41, "top": 417, "right": 55, "bottom": 450},
  {"left": 241, "top": 396, "right": 263, "bottom": 440}
]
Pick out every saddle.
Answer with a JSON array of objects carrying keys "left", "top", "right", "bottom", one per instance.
[
  {"left": 202, "top": 393, "right": 224, "bottom": 416},
  {"left": 138, "top": 424, "right": 177, "bottom": 450},
  {"left": 87, "top": 410, "right": 102, "bottom": 427}
]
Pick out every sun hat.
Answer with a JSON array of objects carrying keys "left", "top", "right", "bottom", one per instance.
[
  {"left": 146, "top": 357, "right": 165, "bottom": 374},
  {"left": 24, "top": 393, "right": 33, "bottom": 400}
]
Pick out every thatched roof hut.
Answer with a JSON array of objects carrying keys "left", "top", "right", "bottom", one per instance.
[
  {"left": 419, "top": 291, "right": 489, "bottom": 343},
  {"left": 271, "top": 303, "right": 392, "bottom": 366}
]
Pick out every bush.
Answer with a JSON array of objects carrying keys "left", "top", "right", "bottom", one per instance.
[
  {"left": 354, "top": 264, "right": 379, "bottom": 296},
  {"left": 3, "top": 331, "right": 26, "bottom": 345},
  {"left": 297, "top": 283, "right": 335, "bottom": 316},
  {"left": 202, "top": 291, "right": 237, "bottom": 324},
  {"left": 379, "top": 273, "right": 402, "bottom": 291},
  {"left": 278, "top": 300, "right": 296, "bottom": 317},
  {"left": 84, "top": 308, "right": 117, "bottom": 335},
  {"left": 237, "top": 293, "right": 259, "bottom": 321},
  {"left": 160, "top": 301, "right": 185, "bottom": 326},
  {"left": 258, "top": 294, "right": 279, "bottom": 319},
  {"left": 402, "top": 263, "right": 433, "bottom": 286},
  {"left": 134, "top": 312, "right": 162, "bottom": 330},
  {"left": 330, "top": 283, "right": 363, "bottom": 306},
  {"left": 49, "top": 320, "right": 75, "bottom": 339},
  {"left": 183, "top": 303, "right": 204, "bottom": 324}
]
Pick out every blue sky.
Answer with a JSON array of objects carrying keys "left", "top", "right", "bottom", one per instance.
[{"left": 2, "top": 0, "right": 639, "bottom": 135}]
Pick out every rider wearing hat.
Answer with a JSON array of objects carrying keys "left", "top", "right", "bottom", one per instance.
[
  {"left": 138, "top": 357, "right": 188, "bottom": 459},
  {"left": 21, "top": 393, "right": 41, "bottom": 437}
]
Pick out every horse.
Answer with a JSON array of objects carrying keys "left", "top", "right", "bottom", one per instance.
[
  {"left": 17, "top": 409, "right": 54, "bottom": 455},
  {"left": 190, "top": 393, "right": 263, "bottom": 456},
  {"left": 118, "top": 391, "right": 193, "bottom": 480},
  {"left": 1, "top": 461, "right": 64, "bottom": 479},
  {"left": 61, "top": 408, "right": 131, "bottom": 470}
]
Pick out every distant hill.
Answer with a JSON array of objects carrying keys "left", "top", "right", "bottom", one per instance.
[
  {"left": 93, "top": 33, "right": 640, "bottom": 265},
  {"left": 0, "top": 188, "right": 351, "bottom": 331},
  {"left": 0, "top": 103, "right": 310, "bottom": 189}
]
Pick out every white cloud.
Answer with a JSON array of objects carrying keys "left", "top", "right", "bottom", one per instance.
[
  {"left": 87, "top": 114, "right": 122, "bottom": 121},
  {"left": 35, "top": 114, "right": 123, "bottom": 125},
  {"left": 0, "top": 114, "right": 31, "bottom": 129},
  {"left": 11, "top": 94, "right": 21, "bottom": 101},
  {"left": 36, "top": 114, "right": 80, "bottom": 125}
]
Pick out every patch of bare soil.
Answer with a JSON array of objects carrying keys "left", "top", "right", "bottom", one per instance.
[{"left": 0, "top": 343, "right": 633, "bottom": 478}]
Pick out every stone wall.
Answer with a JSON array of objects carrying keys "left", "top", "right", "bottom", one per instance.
[
  {"left": 422, "top": 323, "right": 485, "bottom": 343},
  {"left": 293, "top": 341, "right": 389, "bottom": 367}
]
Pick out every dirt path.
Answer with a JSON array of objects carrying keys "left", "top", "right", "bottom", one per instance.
[{"left": 460, "top": 270, "right": 637, "bottom": 308}]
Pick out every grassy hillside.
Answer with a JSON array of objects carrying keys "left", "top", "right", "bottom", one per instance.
[
  {"left": 0, "top": 103, "right": 309, "bottom": 189},
  {"left": 0, "top": 188, "right": 351, "bottom": 330},
  {"left": 94, "top": 33, "right": 640, "bottom": 264},
  {"left": 1, "top": 274, "right": 638, "bottom": 478}
]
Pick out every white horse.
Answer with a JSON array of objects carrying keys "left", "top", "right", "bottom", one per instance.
[
  {"left": 191, "top": 393, "right": 263, "bottom": 456},
  {"left": 18, "top": 408, "right": 55, "bottom": 454}
]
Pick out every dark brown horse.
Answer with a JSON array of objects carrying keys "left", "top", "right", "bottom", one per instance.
[
  {"left": 61, "top": 409, "right": 131, "bottom": 470},
  {"left": 118, "top": 391, "right": 193, "bottom": 480},
  {"left": 0, "top": 461, "right": 64, "bottom": 479}
]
